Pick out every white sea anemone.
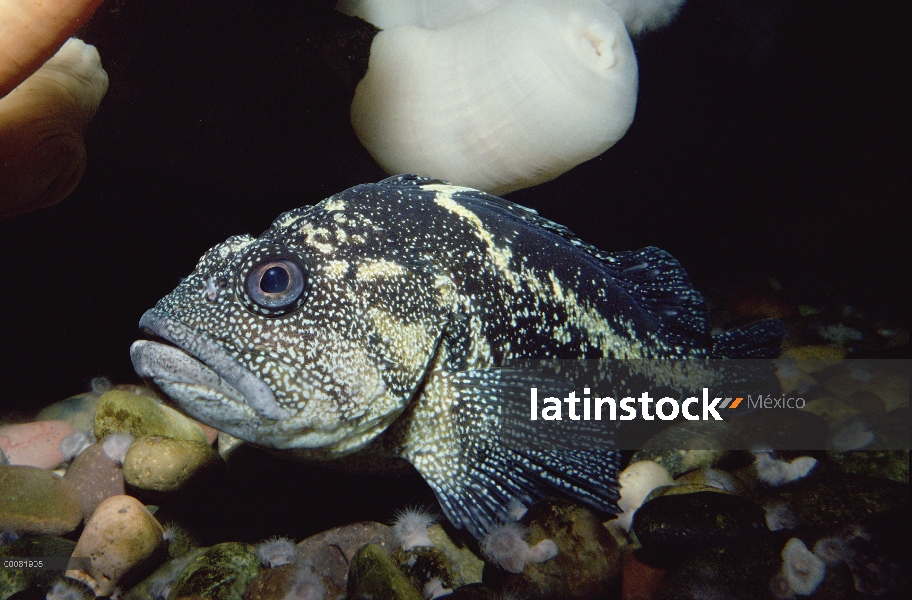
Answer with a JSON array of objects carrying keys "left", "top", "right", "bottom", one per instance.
[
  {"left": 612, "top": 460, "right": 673, "bottom": 534},
  {"left": 780, "top": 537, "right": 826, "bottom": 596},
  {"left": 337, "top": 0, "right": 502, "bottom": 30},
  {"left": 392, "top": 506, "right": 436, "bottom": 550},
  {"left": 60, "top": 431, "right": 92, "bottom": 462},
  {"left": 481, "top": 522, "right": 558, "bottom": 573},
  {"left": 102, "top": 433, "right": 135, "bottom": 465},
  {"left": 338, "top": 0, "right": 686, "bottom": 34},
  {"left": 753, "top": 450, "right": 817, "bottom": 487},
  {"left": 255, "top": 536, "right": 300, "bottom": 568},
  {"left": 349, "top": 0, "right": 638, "bottom": 195}
]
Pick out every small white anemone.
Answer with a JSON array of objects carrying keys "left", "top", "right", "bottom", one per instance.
[
  {"left": 780, "top": 538, "right": 826, "bottom": 596},
  {"left": 255, "top": 537, "right": 299, "bottom": 568},
  {"left": 59, "top": 431, "right": 92, "bottom": 461},
  {"left": 764, "top": 503, "right": 797, "bottom": 532},
  {"left": 813, "top": 536, "right": 851, "bottom": 566},
  {"left": 392, "top": 506, "right": 436, "bottom": 550},
  {"left": 284, "top": 565, "right": 326, "bottom": 600},
  {"left": 481, "top": 522, "right": 558, "bottom": 573},
  {"left": 753, "top": 450, "right": 817, "bottom": 487},
  {"left": 102, "top": 432, "right": 134, "bottom": 464},
  {"left": 613, "top": 460, "right": 673, "bottom": 533},
  {"left": 46, "top": 579, "right": 91, "bottom": 600},
  {"left": 423, "top": 576, "right": 452, "bottom": 599}
]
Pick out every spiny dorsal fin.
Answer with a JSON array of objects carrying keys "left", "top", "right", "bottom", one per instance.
[
  {"left": 378, "top": 176, "right": 712, "bottom": 350},
  {"left": 598, "top": 247, "right": 711, "bottom": 350}
]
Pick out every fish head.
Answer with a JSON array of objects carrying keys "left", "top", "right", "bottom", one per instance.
[{"left": 131, "top": 200, "right": 452, "bottom": 457}]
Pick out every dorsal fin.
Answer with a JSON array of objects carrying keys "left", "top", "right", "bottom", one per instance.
[
  {"left": 598, "top": 247, "right": 711, "bottom": 350},
  {"left": 378, "top": 176, "right": 712, "bottom": 350}
]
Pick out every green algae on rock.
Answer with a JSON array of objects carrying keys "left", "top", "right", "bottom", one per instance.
[
  {"left": 347, "top": 543, "right": 424, "bottom": 600},
  {"left": 484, "top": 498, "right": 621, "bottom": 600},
  {"left": 828, "top": 449, "right": 909, "bottom": 484},
  {"left": 94, "top": 390, "right": 207, "bottom": 443},
  {"left": 427, "top": 523, "right": 485, "bottom": 586},
  {"left": 0, "top": 535, "right": 77, "bottom": 597},
  {"left": 168, "top": 542, "right": 262, "bottom": 600}
]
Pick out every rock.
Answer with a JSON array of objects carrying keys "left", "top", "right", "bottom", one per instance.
[
  {"left": 828, "top": 449, "right": 909, "bottom": 483},
  {"left": 0, "top": 535, "right": 78, "bottom": 593},
  {"left": 0, "top": 571, "right": 29, "bottom": 600},
  {"left": 427, "top": 524, "right": 484, "bottom": 585},
  {"left": 661, "top": 531, "right": 858, "bottom": 600},
  {"left": 673, "top": 468, "right": 742, "bottom": 494},
  {"left": 846, "top": 391, "right": 886, "bottom": 413},
  {"left": 651, "top": 532, "right": 782, "bottom": 600},
  {"left": 296, "top": 521, "right": 395, "bottom": 597},
  {"left": 36, "top": 392, "right": 100, "bottom": 434},
  {"left": 632, "top": 485, "right": 767, "bottom": 567},
  {"left": 827, "top": 406, "right": 908, "bottom": 456},
  {"left": 66, "top": 495, "right": 166, "bottom": 596},
  {"left": 122, "top": 435, "right": 224, "bottom": 493},
  {"left": 0, "top": 466, "right": 82, "bottom": 535},
  {"left": 243, "top": 563, "right": 332, "bottom": 600},
  {"left": 94, "top": 390, "right": 207, "bottom": 443},
  {"left": 484, "top": 498, "right": 621, "bottom": 600},
  {"left": 729, "top": 409, "right": 828, "bottom": 452},
  {"left": 781, "top": 345, "right": 846, "bottom": 363},
  {"left": 622, "top": 551, "right": 665, "bottom": 600},
  {"left": 0, "top": 420, "right": 76, "bottom": 469},
  {"left": 442, "top": 583, "right": 500, "bottom": 599},
  {"left": 62, "top": 442, "right": 125, "bottom": 521},
  {"left": 122, "top": 548, "right": 205, "bottom": 600},
  {"left": 390, "top": 545, "right": 458, "bottom": 595},
  {"left": 802, "top": 396, "right": 859, "bottom": 428},
  {"left": 199, "top": 422, "right": 220, "bottom": 445},
  {"left": 631, "top": 420, "right": 743, "bottom": 478},
  {"left": 823, "top": 368, "right": 909, "bottom": 411},
  {"left": 776, "top": 359, "right": 818, "bottom": 395},
  {"left": 168, "top": 542, "right": 261, "bottom": 600},
  {"left": 347, "top": 543, "right": 424, "bottom": 600},
  {"left": 764, "top": 472, "right": 909, "bottom": 533}
]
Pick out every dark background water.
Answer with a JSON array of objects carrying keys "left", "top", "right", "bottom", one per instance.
[{"left": 0, "top": 0, "right": 908, "bottom": 418}]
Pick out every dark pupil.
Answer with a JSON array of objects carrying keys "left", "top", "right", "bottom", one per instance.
[{"left": 260, "top": 266, "right": 290, "bottom": 293}]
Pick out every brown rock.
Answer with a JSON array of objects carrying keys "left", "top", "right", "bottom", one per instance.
[
  {"left": 622, "top": 551, "right": 665, "bottom": 600},
  {"left": 63, "top": 442, "right": 125, "bottom": 521},
  {"left": 243, "top": 563, "right": 334, "bottom": 600},
  {"left": 66, "top": 494, "right": 165, "bottom": 596},
  {"left": 0, "top": 465, "right": 82, "bottom": 535},
  {"left": 296, "top": 521, "right": 395, "bottom": 596}
]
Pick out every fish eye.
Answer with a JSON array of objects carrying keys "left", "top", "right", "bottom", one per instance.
[{"left": 244, "top": 258, "right": 307, "bottom": 313}]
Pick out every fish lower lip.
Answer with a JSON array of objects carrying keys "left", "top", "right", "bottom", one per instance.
[{"left": 132, "top": 309, "right": 291, "bottom": 420}]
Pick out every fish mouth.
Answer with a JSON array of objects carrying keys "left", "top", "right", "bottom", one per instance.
[{"left": 130, "top": 309, "right": 292, "bottom": 421}]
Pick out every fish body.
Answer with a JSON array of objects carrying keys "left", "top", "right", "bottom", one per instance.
[{"left": 131, "top": 175, "right": 780, "bottom": 537}]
